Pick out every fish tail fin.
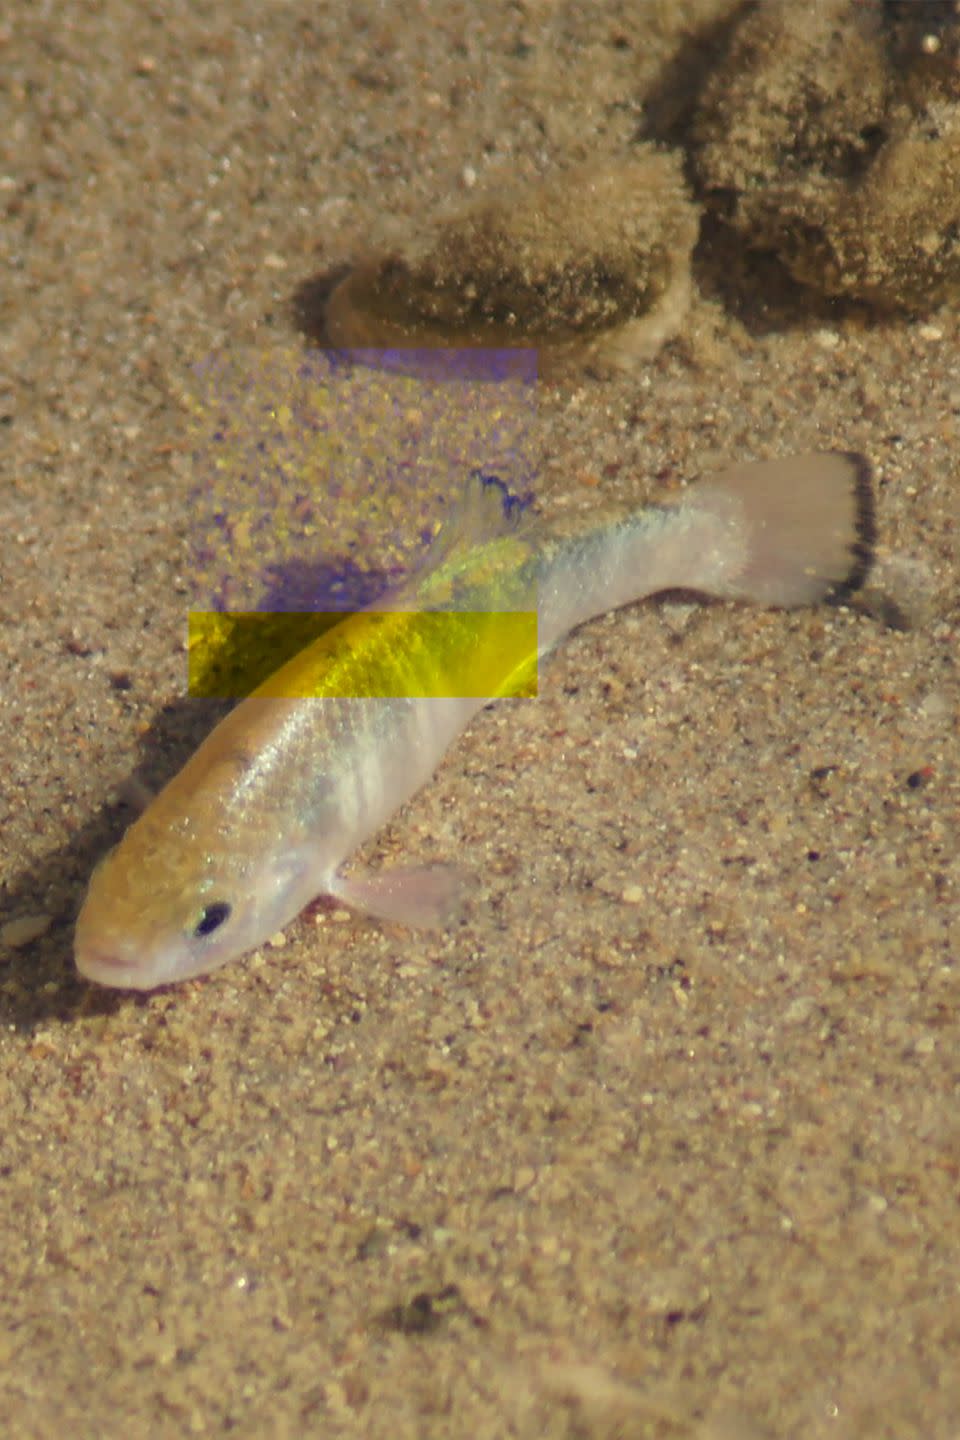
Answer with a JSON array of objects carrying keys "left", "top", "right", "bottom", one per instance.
[{"left": 690, "top": 450, "right": 875, "bottom": 607}]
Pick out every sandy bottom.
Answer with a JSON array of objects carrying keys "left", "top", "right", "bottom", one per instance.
[{"left": 2, "top": 4, "right": 958, "bottom": 1437}]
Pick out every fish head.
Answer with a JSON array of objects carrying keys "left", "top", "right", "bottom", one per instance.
[{"left": 74, "top": 806, "right": 317, "bottom": 990}]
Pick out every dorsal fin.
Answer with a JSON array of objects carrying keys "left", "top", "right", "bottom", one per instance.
[
  {"left": 389, "top": 471, "right": 537, "bottom": 611},
  {"left": 426, "top": 470, "right": 532, "bottom": 565}
]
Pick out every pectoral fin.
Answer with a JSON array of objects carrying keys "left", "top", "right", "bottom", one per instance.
[{"left": 327, "top": 864, "right": 466, "bottom": 930}]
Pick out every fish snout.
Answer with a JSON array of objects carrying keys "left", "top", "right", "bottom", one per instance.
[{"left": 75, "top": 945, "right": 142, "bottom": 986}]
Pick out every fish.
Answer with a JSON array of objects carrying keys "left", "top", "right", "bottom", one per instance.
[{"left": 75, "top": 451, "right": 874, "bottom": 990}]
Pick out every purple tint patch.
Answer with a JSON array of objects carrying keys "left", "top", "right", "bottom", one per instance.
[
  {"left": 332, "top": 347, "right": 540, "bottom": 384},
  {"left": 186, "top": 347, "right": 538, "bottom": 640}
]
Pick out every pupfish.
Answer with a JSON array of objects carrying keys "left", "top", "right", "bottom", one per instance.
[{"left": 75, "top": 452, "right": 874, "bottom": 989}]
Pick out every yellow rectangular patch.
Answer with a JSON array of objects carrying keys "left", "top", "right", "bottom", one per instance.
[{"left": 188, "top": 609, "right": 539, "bottom": 699}]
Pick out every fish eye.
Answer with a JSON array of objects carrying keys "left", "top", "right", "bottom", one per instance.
[{"left": 194, "top": 902, "right": 232, "bottom": 939}]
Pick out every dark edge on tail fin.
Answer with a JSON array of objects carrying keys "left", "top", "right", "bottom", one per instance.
[{"left": 826, "top": 451, "right": 876, "bottom": 603}]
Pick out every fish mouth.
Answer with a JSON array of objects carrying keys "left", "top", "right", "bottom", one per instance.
[{"left": 75, "top": 946, "right": 143, "bottom": 986}]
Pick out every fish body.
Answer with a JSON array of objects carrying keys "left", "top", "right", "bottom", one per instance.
[{"left": 76, "top": 452, "right": 873, "bottom": 989}]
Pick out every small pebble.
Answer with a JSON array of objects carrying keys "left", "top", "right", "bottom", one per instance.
[{"left": 0, "top": 914, "right": 53, "bottom": 948}]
